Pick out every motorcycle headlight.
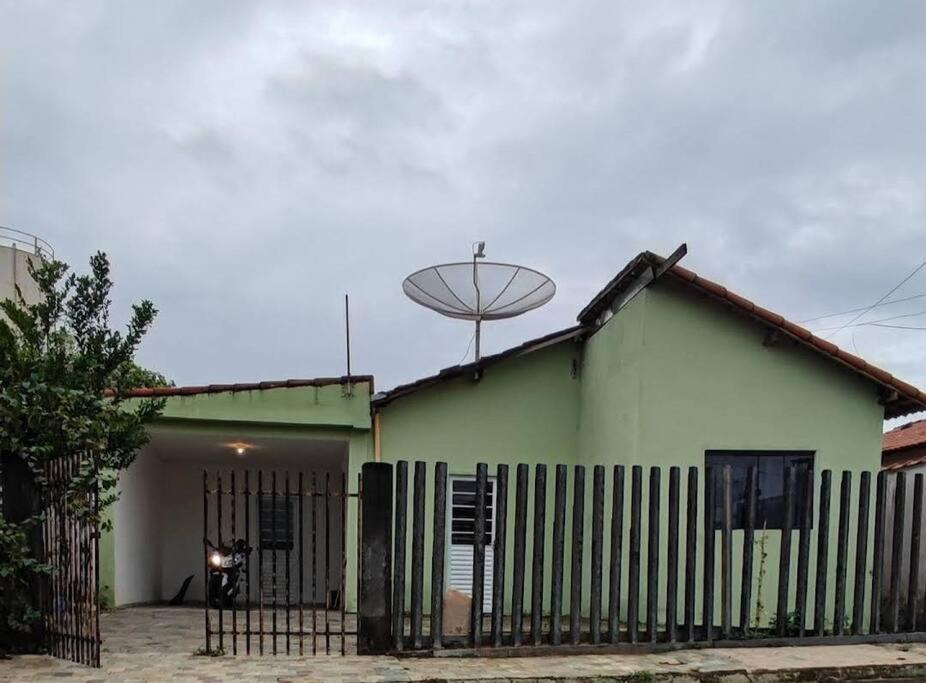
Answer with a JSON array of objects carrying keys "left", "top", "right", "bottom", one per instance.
[{"left": 210, "top": 552, "right": 223, "bottom": 568}]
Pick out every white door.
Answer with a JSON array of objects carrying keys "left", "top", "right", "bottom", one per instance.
[{"left": 448, "top": 475, "right": 495, "bottom": 611}]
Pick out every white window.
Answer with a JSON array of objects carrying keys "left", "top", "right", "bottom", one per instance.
[{"left": 448, "top": 476, "right": 495, "bottom": 611}]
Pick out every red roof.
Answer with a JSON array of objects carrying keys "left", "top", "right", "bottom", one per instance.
[
  {"left": 579, "top": 247, "right": 926, "bottom": 419},
  {"left": 884, "top": 419, "right": 926, "bottom": 454},
  {"left": 111, "top": 376, "right": 373, "bottom": 399},
  {"left": 663, "top": 263, "right": 926, "bottom": 419}
]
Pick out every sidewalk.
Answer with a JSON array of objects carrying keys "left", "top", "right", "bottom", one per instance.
[{"left": 4, "top": 642, "right": 926, "bottom": 682}]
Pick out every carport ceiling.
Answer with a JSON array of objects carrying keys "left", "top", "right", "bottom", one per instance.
[{"left": 145, "top": 425, "right": 347, "bottom": 469}]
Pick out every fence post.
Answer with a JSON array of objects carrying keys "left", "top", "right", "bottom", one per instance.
[{"left": 358, "top": 462, "right": 393, "bottom": 654}]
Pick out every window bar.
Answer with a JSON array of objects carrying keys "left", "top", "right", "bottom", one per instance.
[
  {"left": 203, "top": 470, "right": 211, "bottom": 652},
  {"left": 325, "top": 471, "right": 332, "bottom": 655},
  {"left": 272, "top": 471, "right": 278, "bottom": 655},
  {"left": 510, "top": 463, "right": 528, "bottom": 647},
  {"left": 740, "top": 467, "right": 757, "bottom": 635},
  {"left": 258, "top": 471, "right": 264, "bottom": 654},
  {"left": 471, "top": 462, "right": 488, "bottom": 647},
  {"left": 814, "top": 470, "right": 832, "bottom": 636},
  {"left": 852, "top": 471, "right": 871, "bottom": 635},
  {"left": 608, "top": 465, "right": 625, "bottom": 644},
  {"left": 628, "top": 465, "right": 642, "bottom": 643},
  {"left": 94, "top": 480, "right": 101, "bottom": 667},
  {"left": 340, "top": 470, "right": 348, "bottom": 656},
  {"left": 721, "top": 466, "right": 733, "bottom": 640},
  {"left": 870, "top": 471, "right": 886, "bottom": 634},
  {"left": 431, "top": 462, "right": 448, "bottom": 649},
  {"left": 65, "top": 457, "right": 73, "bottom": 662},
  {"left": 589, "top": 465, "right": 605, "bottom": 645},
  {"left": 231, "top": 470, "right": 238, "bottom": 655},
  {"left": 550, "top": 464, "right": 567, "bottom": 646},
  {"left": 889, "top": 471, "right": 907, "bottom": 633},
  {"left": 312, "top": 471, "right": 318, "bottom": 655},
  {"left": 796, "top": 469, "right": 814, "bottom": 637},
  {"left": 775, "top": 466, "right": 794, "bottom": 638},
  {"left": 492, "top": 464, "right": 509, "bottom": 648},
  {"left": 703, "top": 466, "right": 715, "bottom": 642},
  {"left": 907, "top": 473, "right": 924, "bottom": 631},
  {"left": 834, "top": 471, "right": 851, "bottom": 635},
  {"left": 530, "top": 464, "right": 546, "bottom": 645},
  {"left": 392, "top": 462, "right": 408, "bottom": 651},
  {"left": 245, "top": 471, "right": 252, "bottom": 655},
  {"left": 298, "top": 472, "right": 304, "bottom": 656},
  {"left": 666, "top": 466, "right": 680, "bottom": 643},
  {"left": 217, "top": 470, "right": 224, "bottom": 652},
  {"left": 570, "top": 465, "right": 586, "bottom": 645},
  {"left": 410, "top": 462, "right": 426, "bottom": 649},
  {"left": 285, "top": 472, "right": 292, "bottom": 655},
  {"left": 41, "top": 461, "right": 50, "bottom": 657}
]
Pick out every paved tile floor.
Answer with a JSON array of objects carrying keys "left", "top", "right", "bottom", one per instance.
[{"left": 4, "top": 607, "right": 926, "bottom": 681}]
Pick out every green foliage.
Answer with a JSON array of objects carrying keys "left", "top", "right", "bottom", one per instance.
[
  {"left": 769, "top": 610, "right": 803, "bottom": 637},
  {"left": 0, "top": 516, "right": 52, "bottom": 651},
  {"left": 112, "top": 362, "right": 174, "bottom": 390},
  {"left": 0, "top": 252, "right": 164, "bottom": 652},
  {"left": 752, "top": 525, "right": 769, "bottom": 631},
  {"left": 193, "top": 645, "right": 225, "bottom": 657}
]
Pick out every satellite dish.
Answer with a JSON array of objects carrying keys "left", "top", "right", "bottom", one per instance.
[{"left": 403, "top": 243, "right": 556, "bottom": 361}]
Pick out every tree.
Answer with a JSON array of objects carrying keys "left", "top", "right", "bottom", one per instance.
[{"left": 0, "top": 252, "right": 164, "bottom": 653}]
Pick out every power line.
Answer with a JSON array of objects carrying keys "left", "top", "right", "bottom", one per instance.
[
  {"left": 866, "top": 323, "right": 926, "bottom": 331},
  {"left": 810, "top": 307, "right": 926, "bottom": 332},
  {"left": 824, "top": 255, "right": 926, "bottom": 339},
  {"left": 799, "top": 292, "right": 926, "bottom": 323}
]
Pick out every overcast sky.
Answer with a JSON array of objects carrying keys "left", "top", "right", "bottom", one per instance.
[{"left": 2, "top": 1, "right": 925, "bottom": 423}]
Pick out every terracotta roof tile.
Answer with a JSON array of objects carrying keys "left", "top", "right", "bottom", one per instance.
[
  {"left": 884, "top": 419, "right": 926, "bottom": 454},
  {"left": 884, "top": 454, "right": 926, "bottom": 471},
  {"left": 664, "top": 264, "right": 926, "bottom": 419},
  {"left": 109, "top": 376, "right": 373, "bottom": 399}
]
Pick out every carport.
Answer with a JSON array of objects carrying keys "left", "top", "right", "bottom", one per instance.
[{"left": 100, "top": 377, "right": 373, "bottom": 653}]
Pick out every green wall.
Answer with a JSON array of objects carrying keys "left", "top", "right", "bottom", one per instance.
[
  {"left": 103, "top": 381, "right": 372, "bottom": 611},
  {"left": 376, "top": 280, "right": 885, "bottom": 631},
  {"left": 576, "top": 280, "right": 884, "bottom": 630},
  {"left": 377, "top": 341, "right": 583, "bottom": 619},
  {"left": 148, "top": 382, "right": 372, "bottom": 429}
]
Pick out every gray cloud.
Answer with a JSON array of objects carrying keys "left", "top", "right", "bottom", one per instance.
[{"left": 2, "top": 0, "right": 925, "bottom": 425}]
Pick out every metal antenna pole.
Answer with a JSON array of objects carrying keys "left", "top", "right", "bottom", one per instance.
[
  {"left": 475, "top": 319, "right": 481, "bottom": 362},
  {"left": 473, "top": 249, "right": 482, "bottom": 362},
  {"left": 344, "top": 294, "right": 352, "bottom": 395}
]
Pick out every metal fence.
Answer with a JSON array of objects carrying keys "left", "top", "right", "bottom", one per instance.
[
  {"left": 43, "top": 454, "right": 101, "bottom": 667},
  {"left": 382, "top": 461, "right": 925, "bottom": 654},
  {"left": 202, "top": 469, "right": 358, "bottom": 656}
]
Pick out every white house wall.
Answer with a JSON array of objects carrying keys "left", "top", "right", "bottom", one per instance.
[
  {"left": 114, "top": 446, "right": 347, "bottom": 607},
  {"left": 882, "top": 467, "right": 926, "bottom": 617},
  {"left": 113, "top": 447, "right": 163, "bottom": 606}
]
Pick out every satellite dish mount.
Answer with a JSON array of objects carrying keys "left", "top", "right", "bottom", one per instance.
[{"left": 403, "top": 243, "right": 556, "bottom": 362}]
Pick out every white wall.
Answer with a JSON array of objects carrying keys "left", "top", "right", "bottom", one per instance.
[
  {"left": 882, "top": 467, "right": 926, "bottom": 620},
  {"left": 115, "top": 446, "right": 347, "bottom": 606},
  {"left": 114, "top": 448, "right": 163, "bottom": 605}
]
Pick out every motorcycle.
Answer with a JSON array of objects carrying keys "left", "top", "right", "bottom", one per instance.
[{"left": 206, "top": 538, "right": 252, "bottom": 608}]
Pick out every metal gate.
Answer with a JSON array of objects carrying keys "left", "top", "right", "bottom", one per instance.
[
  {"left": 202, "top": 468, "right": 358, "bottom": 655},
  {"left": 42, "top": 454, "right": 101, "bottom": 667}
]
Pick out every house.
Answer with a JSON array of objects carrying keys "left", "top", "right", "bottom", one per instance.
[
  {"left": 883, "top": 419, "right": 926, "bottom": 471},
  {"left": 103, "top": 247, "right": 926, "bottom": 628},
  {"left": 880, "top": 419, "right": 926, "bottom": 614}
]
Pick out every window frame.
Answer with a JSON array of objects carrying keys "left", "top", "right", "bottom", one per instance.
[
  {"left": 258, "top": 492, "right": 295, "bottom": 551},
  {"left": 705, "top": 450, "right": 815, "bottom": 531}
]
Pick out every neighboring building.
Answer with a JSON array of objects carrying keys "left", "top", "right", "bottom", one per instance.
[
  {"left": 0, "top": 226, "right": 51, "bottom": 306},
  {"left": 96, "top": 248, "right": 926, "bottom": 623},
  {"left": 881, "top": 419, "right": 926, "bottom": 615},
  {"left": 883, "top": 420, "right": 926, "bottom": 471}
]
